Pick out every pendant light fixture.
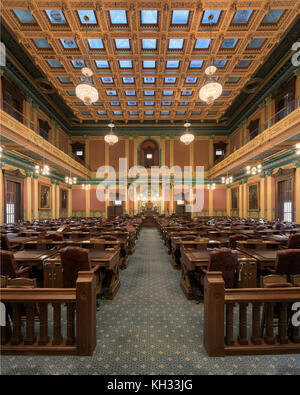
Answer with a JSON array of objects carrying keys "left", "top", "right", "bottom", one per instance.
[
  {"left": 75, "top": 15, "right": 99, "bottom": 105},
  {"left": 180, "top": 122, "right": 194, "bottom": 145},
  {"left": 104, "top": 122, "right": 118, "bottom": 146},
  {"left": 199, "top": 14, "right": 223, "bottom": 104}
]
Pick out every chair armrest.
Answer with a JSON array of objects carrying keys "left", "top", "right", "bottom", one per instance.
[
  {"left": 16, "top": 266, "right": 33, "bottom": 275},
  {"left": 91, "top": 265, "right": 101, "bottom": 273}
]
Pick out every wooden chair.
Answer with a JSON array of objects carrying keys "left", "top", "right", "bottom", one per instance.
[{"left": 0, "top": 250, "right": 33, "bottom": 278}]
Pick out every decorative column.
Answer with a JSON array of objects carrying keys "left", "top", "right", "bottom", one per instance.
[
  {"left": 260, "top": 173, "right": 266, "bottom": 219},
  {"left": 32, "top": 102, "right": 39, "bottom": 133},
  {"left": 25, "top": 96, "right": 33, "bottom": 129},
  {"left": 33, "top": 175, "right": 39, "bottom": 220},
  {"left": 208, "top": 187, "right": 213, "bottom": 217},
  {"left": 67, "top": 186, "right": 72, "bottom": 218},
  {"left": 295, "top": 163, "right": 300, "bottom": 224},
  {"left": 25, "top": 172, "right": 32, "bottom": 222},
  {"left": 85, "top": 187, "right": 90, "bottom": 217},
  {"left": 264, "top": 95, "right": 273, "bottom": 129},
  {"left": 0, "top": 164, "right": 3, "bottom": 225},
  {"left": 133, "top": 136, "right": 138, "bottom": 166},
  {"left": 170, "top": 138, "right": 174, "bottom": 214},
  {"left": 84, "top": 135, "right": 90, "bottom": 168},
  {"left": 226, "top": 186, "right": 231, "bottom": 217},
  {"left": 266, "top": 170, "right": 273, "bottom": 221},
  {"left": 125, "top": 138, "right": 129, "bottom": 214},
  {"left": 209, "top": 135, "right": 214, "bottom": 167},
  {"left": 55, "top": 182, "right": 60, "bottom": 219},
  {"left": 238, "top": 182, "right": 243, "bottom": 218},
  {"left": 243, "top": 180, "right": 247, "bottom": 219},
  {"left": 51, "top": 180, "right": 56, "bottom": 219}
]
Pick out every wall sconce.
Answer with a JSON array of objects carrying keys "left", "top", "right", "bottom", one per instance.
[{"left": 207, "top": 183, "right": 216, "bottom": 190}]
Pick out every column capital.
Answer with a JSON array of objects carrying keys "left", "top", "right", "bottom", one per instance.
[
  {"left": 295, "top": 161, "right": 300, "bottom": 168},
  {"left": 50, "top": 178, "right": 56, "bottom": 184},
  {"left": 260, "top": 172, "right": 266, "bottom": 178},
  {"left": 32, "top": 101, "right": 39, "bottom": 110},
  {"left": 33, "top": 174, "right": 39, "bottom": 179},
  {"left": 266, "top": 170, "right": 273, "bottom": 176},
  {"left": 209, "top": 134, "right": 215, "bottom": 140},
  {"left": 264, "top": 95, "right": 272, "bottom": 105},
  {"left": 25, "top": 171, "right": 33, "bottom": 178}
]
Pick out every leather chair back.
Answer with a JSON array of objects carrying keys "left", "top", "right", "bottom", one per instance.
[
  {"left": 0, "top": 250, "right": 18, "bottom": 278},
  {"left": 274, "top": 249, "right": 300, "bottom": 276},
  {"left": 208, "top": 248, "right": 238, "bottom": 288},
  {"left": 287, "top": 233, "right": 300, "bottom": 249},
  {"left": 60, "top": 247, "right": 92, "bottom": 288},
  {"left": 229, "top": 234, "right": 248, "bottom": 249},
  {"left": 1, "top": 234, "right": 11, "bottom": 251}
]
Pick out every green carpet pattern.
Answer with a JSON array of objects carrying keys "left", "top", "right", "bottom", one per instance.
[{"left": 1, "top": 227, "right": 300, "bottom": 375}]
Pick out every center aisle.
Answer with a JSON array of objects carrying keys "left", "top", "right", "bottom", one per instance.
[{"left": 1, "top": 227, "right": 299, "bottom": 375}]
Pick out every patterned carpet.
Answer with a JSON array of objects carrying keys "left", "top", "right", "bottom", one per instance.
[{"left": 1, "top": 227, "right": 300, "bottom": 375}]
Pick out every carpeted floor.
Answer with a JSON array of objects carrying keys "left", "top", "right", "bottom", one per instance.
[{"left": 1, "top": 227, "right": 300, "bottom": 375}]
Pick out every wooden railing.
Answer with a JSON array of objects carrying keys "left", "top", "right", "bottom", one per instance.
[
  {"left": 204, "top": 272, "right": 300, "bottom": 356},
  {"left": 0, "top": 272, "right": 96, "bottom": 356}
]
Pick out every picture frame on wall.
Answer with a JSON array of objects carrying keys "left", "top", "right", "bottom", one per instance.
[
  {"left": 61, "top": 189, "right": 68, "bottom": 209},
  {"left": 231, "top": 188, "right": 238, "bottom": 210},
  {"left": 248, "top": 183, "right": 259, "bottom": 210},
  {"left": 39, "top": 183, "right": 51, "bottom": 209}
]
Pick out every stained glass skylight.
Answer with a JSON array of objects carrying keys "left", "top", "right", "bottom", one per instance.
[
  {"left": 202, "top": 10, "right": 221, "bottom": 24},
  {"left": 162, "top": 102, "right": 171, "bottom": 105},
  {"left": 88, "top": 39, "right": 104, "bottom": 49},
  {"left": 110, "top": 102, "right": 120, "bottom": 106},
  {"left": 185, "top": 77, "right": 197, "bottom": 83},
  {"left": 165, "top": 77, "right": 176, "bottom": 83},
  {"left": 119, "top": 60, "right": 133, "bottom": 68},
  {"left": 176, "top": 111, "right": 186, "bottom": 115},
  {"left": 195, "top": 39, "right": 211, "bottom": 49},
  {"left": 77, "top": 10, "right": 97, "bottom": 24},
  {"left": 45, "top": 10, "right": 66, "bottom": 24},
  {"left": 179, "top": 102, "right": 189, "bottom": 105},
  {"left": 189, "top": 60, "right": 203, "bottom": 68},
  {"left": 163, "top": 90, "right": 174, "bottom": 95},
  {"left": 144, "top": 77, "right": 155, "bottom": 83},
  {"left": 98, "top": 111, "right": 107, "bottom": 115},
  {"left": 169, "top": 39, "right": 184, "bottom": 49},
  {"left": 262, "top": 9, "right": 285, "bottom": 24},
  {"left": 171, "top": 10, "right": 190, "bottom": 24},
  {"left": 58, "top": 77, "right": 71, "bottom": 83},
  {"left": 182, "top": 90, "right": 192, "bottom": 96},
  {"left": 145, "top": 102, "right": 154, "bottom": 106},
  {"left": 95, "top": 60, "right": 109, "bottom": 68},
  {"left": 142, "top": 39, "right": 157, "bottom": 50},
  {"left": 71, "top": 60, "right": 85, "bottom": 68},
  {"left": 48, "top": 60, "right": 63, "bottom": 68},
  {"left": 221, "top": 39, "right": 238, "bottom": 49},
  {"left": 232, "top": 10, "right": 253, "bottom": 24},
  {"left": 227, "top": 76, "right": 240, "bottom": 83},
  {"left": 214, "top": 60, "right": 227, "bottom": 68},
  {"left": 106, "top": 90, "right": 117, "bottom": 96},
  {"left": 128, "top": 102, "right": 137, "bottom": 105},
  {"left": 109, "top": 10, "right": 127, "bottom": 24},
  {"left": 129, "top": 111, "right": 138, "bottom": 115},
  {"left": 145, "top": 110, "right": 154, "bottom": 115},
  {"left": 123, "top": 77, "right": 135, "bottom": 83},
  {"left": 125, "top": 91, "right": 136, "bottom": 96},
  {"left": 13, "top": 10, "right": 36, "bottom": 24},
  {"left": 33, "top": 39, "right": 51, "bottom": 49},
  {"left": 236, "top": 60, "right": 251, "bottom": 68},
  {"left": 144, "top": 90, "right": 155, "bottom": 96},
  {"left": 102, "top": 77, "right": 113, "bottom": 83},
  {"left": 143, "top": 60, "right": 156, "bottom": 68},
  {"left": 247, "top": 38, "right": 266, "bottom": 49},
  {"left": 166, "top": 60, "right": 179, "bottom": 68},
  {"left": 141, "top": 10, "right": 158, "bottom": 25},
  {"left": 115, "top": 39, "right": 130, "bottom": 49},
  {"left": 60, "top": 39, "right": 77, "bottom": 49},
  {"left": 161, "top": 110, "right": 170, "bottom": 115}
]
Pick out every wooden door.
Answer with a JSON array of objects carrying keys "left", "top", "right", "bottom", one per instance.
[
  {"left": 277, "top": 179, "right": 293, "bottom": 222},
  {"left": 5, "top": 180, "right": 21, "bottom": 224}
]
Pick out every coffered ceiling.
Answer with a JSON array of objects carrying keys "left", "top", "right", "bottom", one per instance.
[{"left": 1, "top": 0, "right": 300, "bottom": 127}]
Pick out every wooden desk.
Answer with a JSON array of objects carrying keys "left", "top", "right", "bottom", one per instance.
[
  {"left": 180, "top": 248, "right": 257, "bottom": 299},
  {"left": 14, "top": 249, "right": 58, "bottom": 268},
  {"left": 7, "top": 236, "right": 37, "bottom": 247},
  {"left": 170, "top": 238, "right": 221, "bottom": 269},
  {"left": 44, "top": 249, "right": 120, "bottom": 299},
  {"left": 236, "top": 240, "right": 280, "bottom": 270}
]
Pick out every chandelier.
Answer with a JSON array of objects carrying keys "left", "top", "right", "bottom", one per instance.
[
  {"left": 76, "top": 67, "right": 98, "bottom": 105},
  {"left": 246, "top": 164, "right": 262, "bottom": 175},
  {"left": 222, "top": 175, "right": 233, "bottom": 184},
  {"left": 0, "top": 146, "right": 2, "bottom": 158},
  {"left": 180, "top": 122, "right": 194, "bottom": 145},
  {"left": 81, "top": 183, "right": 91, "bottom": 190},
  {"left": 35, "top": 164, "right": 50, "bottom": 176},
  {"left": 104, "top": 123, "right": 118, "bottom": 146},
  {"left": 199, "top": 15, "right": 223, "bottom": 104},
  {"left": 75, "top": 15, "right": 99, "bottom": 105},
  {"left": 65, "top": 175, "right": 77, "bottom": 185},
  {"left": 207, "top": 183, "right": 216, "bottom": 190},
  {"left": 296, "top": 143, "right": 300, "bottom": 155}
]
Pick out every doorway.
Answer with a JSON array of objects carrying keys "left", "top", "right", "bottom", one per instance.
[{"left": 3, "top": 170, "right": 25, "bottom": 224}]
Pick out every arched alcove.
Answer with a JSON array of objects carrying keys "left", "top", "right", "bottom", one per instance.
[{"left": 139, "top": 139, "right": 159, "bottom": 168}]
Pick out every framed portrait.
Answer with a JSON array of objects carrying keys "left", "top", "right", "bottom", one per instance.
[
  {"left": 248, "top": 183, "right": 259, "bottom": 210},
  {"left": 39, "top": 183, "right": 51, "bottom": 209},
  {"left": 231, "top": 188, "right": 238, "bottom": 210},
  {"left": 61, "top": 189, "right": 68, "bottom": 209}
]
